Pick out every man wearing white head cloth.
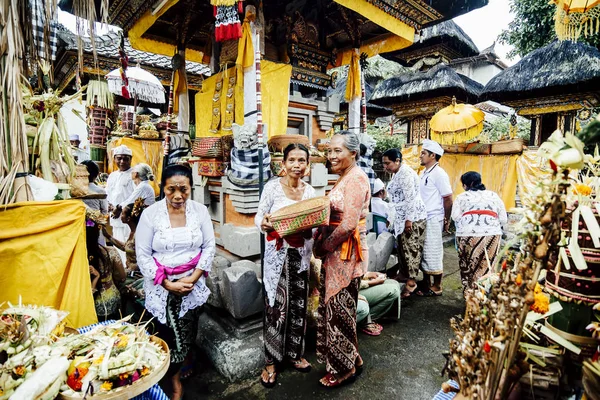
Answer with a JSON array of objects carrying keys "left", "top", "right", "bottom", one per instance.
[
  {"left": 418, "top": 139, "right": 453, "bottom": 296},
  {"left": 106, "top": 145, "right": 135, "bottom": 264},
  {"left": 69, "top": 134, "right": 90, "bottom": 162}
]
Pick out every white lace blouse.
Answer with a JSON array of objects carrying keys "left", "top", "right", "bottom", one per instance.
[
  {"left": 254, "top": 178, "right": 316, "bottom": 307},
  {"left": 451, "top": 190, "right": 508, "bottom": 237},
  {"left": 135, "top": 199, "right": 215, "bottom": 324}
]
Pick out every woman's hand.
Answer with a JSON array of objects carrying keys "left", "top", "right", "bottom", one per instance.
[
  {"left": 261, "top": 214, "right": 274, "bottom": 232},
  {"left": 163, "top": 280, "right": 194, "bottom": 296},
  {"left": 404, "top": 220, "right": 413, "bottom": 234},
  {"left": 89, "top": 265, "right": 100, "bottom": 278},
  {"left": 101, "top": 226, "right": 112, "bottom": 239},
  {"left": 178, "top": 269, "right": 203, "bottom": 285}
]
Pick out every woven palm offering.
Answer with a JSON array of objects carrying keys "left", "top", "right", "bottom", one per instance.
[
  {"left": 267, "top": 134, "right": 310, "bottom": 153},
  {"left": 70, "top": 164, "right": 90, "bottom": 197},
  {"left": 271, "top": 196, "right": 330, "bottom": 237}
]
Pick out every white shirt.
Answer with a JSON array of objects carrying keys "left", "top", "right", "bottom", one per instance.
[
  {"left": 388, "top": 163, "right": 427, "bottom": 235},
  {"left": 83, "top": 183, "right": 108, "bottom": 214},
  {"left": 106, "top": 169, "right": 135, "bottom": 228},
  {"left": 451, "top": 190, "right": 507, "bottom": 237},
  {"left": 255, "top": 178, "right": 315, "bottom": 307},
  {"left": 419, "top": 163, "right": 452, "bottom": 222},
  {"left": 120, "top": 180, "right": 156, "bottom": 207},
  {"left": 135, "top": 199, "right": 216, "bottom": 324},
  {"left": 370, "top": 197, "right": 389, "bottom": 233},
  {"left": 71, "top": 147, "right": 90, "bottom": 162}
]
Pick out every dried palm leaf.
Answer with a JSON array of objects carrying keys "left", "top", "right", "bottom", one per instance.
[{"left": 86, "top": 80, "right": 114, "bottom": 109}]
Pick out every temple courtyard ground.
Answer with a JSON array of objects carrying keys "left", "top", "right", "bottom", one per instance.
[{"left": 184, "top": 246, "right": 462, "bottom": 400}]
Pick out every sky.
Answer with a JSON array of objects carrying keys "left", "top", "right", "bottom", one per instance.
[
  {"left": 453, "top": 0, "right": 518, "bottom": 66},
  {"left": 59, "top": 0, "right": 518, "bottom": 65}
]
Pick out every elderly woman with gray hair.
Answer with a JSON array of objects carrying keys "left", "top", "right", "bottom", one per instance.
[
  {"left": 314, "top": 132, "right": 370, "bottom": 388},
  {"left": 118, "top": 163, "right": 156, "bottom": 209}
]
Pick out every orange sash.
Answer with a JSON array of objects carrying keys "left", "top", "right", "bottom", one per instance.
[{"left": 329, "top": 219, "right": 366, "bottom": 261}]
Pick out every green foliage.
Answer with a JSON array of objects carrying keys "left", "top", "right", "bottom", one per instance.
[
  {"left": 499, "top": 0, "right": 600, "bottom": 59},
  {"left": 480, "top": 116, "right": 531, "bottom": 143},
  {"left": 367, "top": 123, "right": 406, "bottom": 152}
]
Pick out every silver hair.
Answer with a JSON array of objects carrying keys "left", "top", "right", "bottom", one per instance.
[
  {"left": 133, "top": 163, "right": 155, "bottom": 181},
  {"left": 335, "top": 131, "right": 361, "bottom": 160}
]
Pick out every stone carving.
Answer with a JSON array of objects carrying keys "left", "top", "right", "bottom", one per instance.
[{"left": 231, "top": 123, "right": 258, "bottom": 150}]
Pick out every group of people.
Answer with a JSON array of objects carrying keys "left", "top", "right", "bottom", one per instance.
[{"left": 78, "top": 134, "right": 508, "bottom": 398}]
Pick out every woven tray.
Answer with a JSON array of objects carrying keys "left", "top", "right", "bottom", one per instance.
[
  {"left": 271, "top": 196, "right": 330, "bottom": 237},
  {"left": 58, "top": 336, "right": 170, "bottom": 400},
  {"left": 465, "top": 142, "right": 492, "bottom": 155},
  {"left": 193, "top": 137, "right": 223, "bottom": 158},
  {"left": 268, "top": 134, "right": 310, "bottom": 153}
]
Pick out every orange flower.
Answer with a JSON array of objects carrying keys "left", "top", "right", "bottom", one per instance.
[
  {"left": 530, "top": 288, "right": 550, "bottom": 314},
  {"left": 515, "top": 274, "right": 523, "bottom": 286},
  {"left": 141, "top": 366, "right": 150, "bottom": 376}
]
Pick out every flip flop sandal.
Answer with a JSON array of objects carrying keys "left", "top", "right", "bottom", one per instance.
[
  {"left": 415, "top": 289, "right": 436, "bottom": 297},
  {"left": 290, "top": 358, "right": 312, "bottom": 373},
  {"left": 319, "top": 372, "right": 356, "bottom": 388},
  {"left": 401, "top": 284, "right": 418, "bottom": 299},
  {"left": 361, "top": 322, "right": 383, "bottom": 336},
  {"left": 260, "top": 367, "right": 277, "bottom": 388}
]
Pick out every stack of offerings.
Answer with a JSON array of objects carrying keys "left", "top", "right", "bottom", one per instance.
[{"left": 190, "top": 135, "right": 234, "bottom": 177}]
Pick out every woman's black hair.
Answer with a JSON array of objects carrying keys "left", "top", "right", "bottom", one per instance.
[
  {"left": 85, "top": 225, "right": 108, "bottom": 270},
  {"left": 382, "top": 148, "right": 402, "bottom": 163},
  {"left": 283, "top": 143, "right": 310, "bottom": 161},
  {"left": 161, "top": 164, "right": 193, "bottom": 187},
  {"left": 81, "top": 160, "right": 100, "bottom": 182},
  {"left": 461, "top": 171, "right": 486, "bottom": 191}
]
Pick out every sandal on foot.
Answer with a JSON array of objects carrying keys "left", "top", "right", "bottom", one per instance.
[
  {"left": 401, "top": 283, "right": 418, "bottom": 299},
  {"left": 319, "top": 372, "right": 356, "bottom": 388},
  {"left": 355, "top": 357, "right": 364, "bottom": 377},
  {"left": 361, "top": 322, "right": 383, "bottom": 336},
  {"left": 260, "top": 366, "right": 277, "bottom": 388},
  {"left": 415, "top": 289, "right": 435, "bottom": 297},
  {"left": 290, "top": 358, "right": 312, "bottom": 373}
]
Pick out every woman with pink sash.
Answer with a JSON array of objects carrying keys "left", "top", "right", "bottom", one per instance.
[{"left": 136, "top": 165, "right": 215, "bottom": 400}]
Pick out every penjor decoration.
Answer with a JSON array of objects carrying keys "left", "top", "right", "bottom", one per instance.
[{"left": 212, "top": 0, "right": 243, "bottom": 42}]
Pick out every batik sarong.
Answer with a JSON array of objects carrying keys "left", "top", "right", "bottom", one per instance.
[
  {"left": 421, "top": 219, "right": 444, "bottom": 275},
  {"left": 264, "top": 249, "right": 309, "bottom": 364},
  {"left": 316, "top": 275, "right": 360, "bottom": 375},
  {"left": 456, "top": 235, "right": 500, "bottom": 292},
  {"left": 396, "top": 218, "right": 427, "bottom": 280}
]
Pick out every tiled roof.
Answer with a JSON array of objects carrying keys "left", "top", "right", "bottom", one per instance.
[{"left": 56, "top": 25, "right": 210, "bottom": 76}]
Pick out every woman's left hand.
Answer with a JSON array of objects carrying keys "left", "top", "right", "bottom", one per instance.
[{"left": 177, "top": 269, "right": 203, "bottom": 286}]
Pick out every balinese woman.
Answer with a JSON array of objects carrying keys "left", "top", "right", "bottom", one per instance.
[
  {"left": 314, "top": 132, "right": 370, "bottom": 388},
  {"left": 255, "top": 143, "right": 316, "bottom": 388},
  {"left": 136, "top": 165, "right": 215, "bottom": 400},
  {"left": 113, "top": 163, "right": 156, "bottom": 219},
  {"left": 451, "top": 171, "right": 507, "bottom": 293}
]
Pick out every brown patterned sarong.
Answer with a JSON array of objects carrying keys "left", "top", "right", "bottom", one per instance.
[
  {"left": 396, "top": 218, "right": 427, "bottom": 280},
  {"left": 316, "top": 273, "right": 360, "bottom": 375},
  {"left": 457, "top": 235, "right": 501, "bottom": 292},
  {"left": 264, "top": 249, "right": 308, "bottom": 364}
]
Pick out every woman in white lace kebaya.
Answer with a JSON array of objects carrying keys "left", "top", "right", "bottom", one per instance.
[
  {"left": 451, "top": 171, "right": 507, "bottom": 294},
  {"left": 255, "top": 143, "right": 316, "bottom": 388},
  {"left": 136, "top": 165, "right": 215, "bottom": 400}
]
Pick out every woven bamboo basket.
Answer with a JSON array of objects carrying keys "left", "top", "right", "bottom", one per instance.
[
  {"left": 491, "top": 138, "right": 526, "bottom": 155},
  {"left": 58, "top": 336, "right": 170, "bottom": 400},
  {"left": 89, "top": 107, "right": 112, "bottom": 146},
  {"left": 441, "top": 143, "right": 467, "bottom": 154},
  {"left": 271, "top": 196, "right": 330, "bottom": 237},
  {"left": 268, "top": 134, "right": 310, "bottom": 153},
  {"left": 70, "top": 165, "right": 90, "bottom": 197},
  {"left": 465, "top": 142, "right": 492, "bottom": 155}
]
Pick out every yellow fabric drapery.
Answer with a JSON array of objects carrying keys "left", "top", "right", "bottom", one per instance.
[
  {"left": 401, "top": 146, "right": 519, "bottom": 208},
  {"left": 0, "top": 201, "right": 97, "bottom": 328},
  {"left": 172, "top": 69, "right": 187, "bottom": 114},
  {"left": 515, "top": 150, "right": 566, "bottom": 206},
  {"left": 195, "top": 60, "right": 292, "bottom": 138},
  {"left": 335, "top": 34, "right": 413, "bottom": 66},
  {"left": 554, "top": 0, "right": 600, "bottom": 41},
  {"left": 236, "top": 20, "right": 254, "bottom": 70},
  {"left": 107, "top": 137, "right": 163, "bottom": 196},
  {"left": 333, "top": 0, "right": 414, "bottom": 67},
  {"left": 345, "top": 49, "right": 361, "bottom": 101},
  {"left": 128, "top": 0, "right": 204, "bottom": 63}
]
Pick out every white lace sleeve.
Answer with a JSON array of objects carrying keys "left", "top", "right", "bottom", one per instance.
[
  {"left": 135, "top": 208, "right": 157, "bottom": 280},
  {"left": 255, "top": 180, "right": 276, "bottom": 231},
  {"left": 197, "top": 206, "right": 216, "bottom": 272}
]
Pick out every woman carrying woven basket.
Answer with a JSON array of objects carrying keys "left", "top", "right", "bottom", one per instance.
[
  {"left": 255, "top": 143, "right": 316, "bottom": 388},
  {"left": 314, "top": 132, "right": 370, "bottom": 388}
]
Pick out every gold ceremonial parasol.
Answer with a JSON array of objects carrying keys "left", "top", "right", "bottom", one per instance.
[
  {"left": 553, "top": 0, "right": 600, "bottom": 41},
  {"left": 429, "top": 97, "right": 485, "bottom": 145}
]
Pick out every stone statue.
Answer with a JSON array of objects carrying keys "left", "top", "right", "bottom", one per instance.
[{"left": 232, "top": 122, "right": 258, "bottom": 149}]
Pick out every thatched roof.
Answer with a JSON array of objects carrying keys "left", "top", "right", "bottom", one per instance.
[
  {"left": 370, "top": 63, "right": 483, "bottom": 106},
  {"left": 481, "top": 40, "right": 600, "bottom": 102},
  {"left": 416, "top": 20, "right": 478, "bottom": 56}
]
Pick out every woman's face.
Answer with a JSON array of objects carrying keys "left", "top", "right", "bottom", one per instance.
[
  {"left": 284, "top": 148, "right": 309, "bottom": 179},
  {"left": 121, "top": 206, "right": 132, "bottom": 224},
  {"left": 327, "top": 135, "right": 356, "bottom": 174},
  {"left": 164, "top": 175, "right": 191, "bottom": 209},
  {"left": 382, "top": 156, "right": 400, "bottom": 173}
]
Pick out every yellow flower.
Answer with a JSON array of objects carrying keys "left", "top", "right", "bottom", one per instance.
[
  {"left": 574, "top": 183, "right": 593, "bottom": 196},
  {"left": 93, "top": 355, "right": 104, "bottom": 365},
  {"left": 141, "top": 366, "right": 150, "bottom": 376},
  {"left": 119, "top": 373, "right": 129, "bottom": 380},
  {"left": 100, "top": 381, "right": 113, "bottom": 391},
  {"left": 116, "top": 335, "right": 128, "bottom": 348},
  {"left": 530, "top": 292, "right": 550, "bottom": 314},
  {"left": 515, "top": 274, "right": 523, "bottom": 286}
]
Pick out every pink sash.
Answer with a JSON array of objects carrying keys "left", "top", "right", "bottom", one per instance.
[{"left": 153, "top": 252, "right": 202, "bottom": 285}]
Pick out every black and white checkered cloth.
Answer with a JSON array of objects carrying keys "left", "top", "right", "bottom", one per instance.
[
  {"left": 227, "top": 146, "right": 271, "bottom": 188},
  {"left": 166, "top": 132, "right": 191, "bottom": 166},
  {"left": 30, "top": 0, "right": 58, "bottom": 61},
  {"left": 358, "top": 156, "right": 376, "bottom": 195}
]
